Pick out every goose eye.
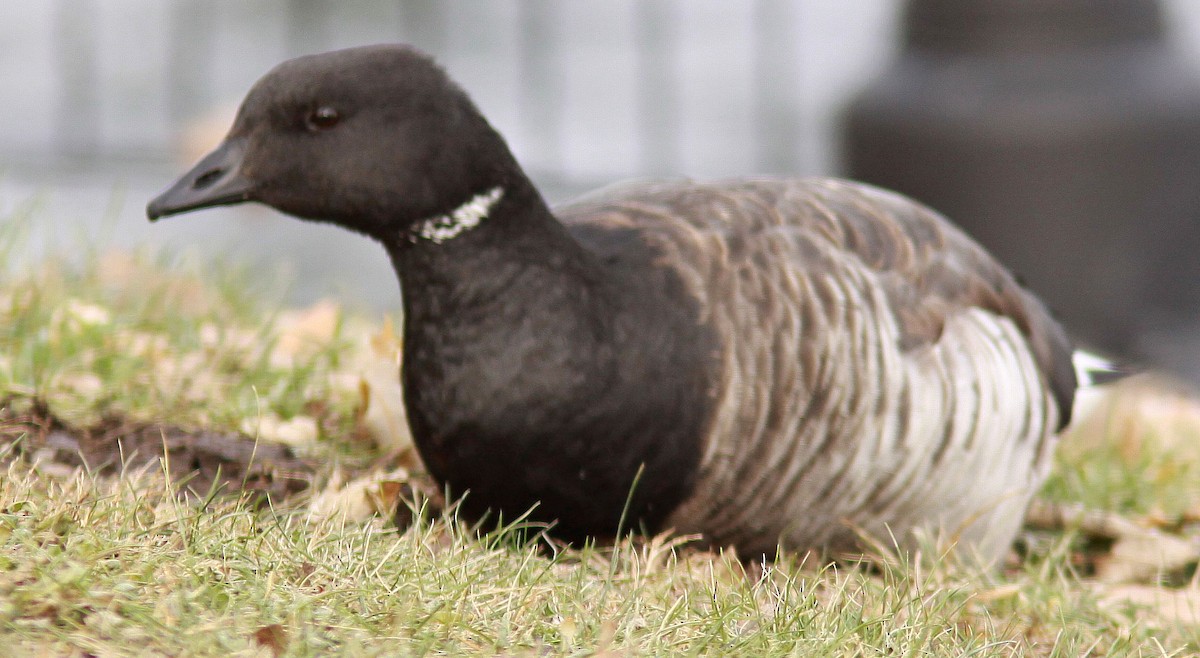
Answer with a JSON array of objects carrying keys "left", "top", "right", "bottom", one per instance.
[{"left": 306, "top": 106, "right": 340, "bottom": 131}]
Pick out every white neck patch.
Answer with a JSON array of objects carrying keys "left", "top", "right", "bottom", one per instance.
[{"left": 411, "top": 186, "right": 505, "bottom": 244}]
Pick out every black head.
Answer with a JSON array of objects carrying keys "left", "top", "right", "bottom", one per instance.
[{"left": 148, "top": 45, "right": 525, "bottom": 240}]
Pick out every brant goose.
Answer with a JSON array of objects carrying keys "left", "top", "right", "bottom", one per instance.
[{"left": 149, "top": 45, "right": 1083, "bottom": 563}]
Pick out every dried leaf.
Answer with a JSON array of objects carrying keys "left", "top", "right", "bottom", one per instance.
[
  {"left": 198, "top": 323, "right": 258, "bottom": 353},
  {"left": 271, "top": 299, "right": 341, "bottom": 367},
  {"left": 558, "top": 616, "right": 578, "bottom": 645},
  {"left": 1025, "top": 500, "right": 1142, "bottom": 537},
  {"left": 369, "top": 315, "right": 402, "bottom": 354},
  {"left": 349, "top": 316, "right": 411, "bottom": 452},
  {"left": 114, "top": 329, "right": 169, "bottom": 358},
  {"left": 1096, "top": 530, "right": 1199, "bottom": 584},
  {"left": 58, "top": 373, "right": 103, "bottom": 398},
  {"left": 1027, "top": 501, "right": 1200, "bottom": 584},
  {"left": 241, "top": 414, "right": 319, "bottom": 451},
  {"left": 1101, "top": 585, "right": 1200, "bottom": 627},
  {"left": 96, "top": 249, "right": 141, "bottom": 290},
  {"left": 308, "top": 467, "right": 412, "bottom": 522},
  {"left": 253, "top": 623, "right": 288, "bottom": 657},
  {"left": 62, "top": 298, "right": 111, "bottom": 326},
  {"left": 975, "top": 583, "right": 1023, "bottom": 602}
]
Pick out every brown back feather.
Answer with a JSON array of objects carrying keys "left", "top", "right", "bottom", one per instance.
[{"left": 558, "top": 177, "right": 1076, "bottom": 428}]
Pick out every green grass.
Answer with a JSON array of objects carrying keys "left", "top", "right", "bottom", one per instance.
[
  {"left": 0, "top": 217, "right": 363, "bottom": 447},
  {"left": 1043, "top": 387, "right": 1200, "bottom": 521},
  {"left": 0, "top": 468, "right": 1178, "bottom": 656},
  {"left": 2, "top": 212, "right": 1200, "bottom": 655}
]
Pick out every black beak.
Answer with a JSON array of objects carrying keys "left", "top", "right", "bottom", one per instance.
[{"left": 147, "top": 137, "right": 255, "bottom": 221}]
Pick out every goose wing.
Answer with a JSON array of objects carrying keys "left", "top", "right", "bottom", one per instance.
[{"left": 556, "top": 177, "right": 1075, "bottom": 560}]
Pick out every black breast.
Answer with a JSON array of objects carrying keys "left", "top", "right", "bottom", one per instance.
[{"left": 397, "top": 218, "right": 720, "bottom": 542}]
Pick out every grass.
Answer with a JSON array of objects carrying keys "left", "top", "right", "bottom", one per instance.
[
  {"left": 3, "top": 210, "right": 1200, "bottom": 655},
  {"left": 0, "top": 208, "right": 380, "bottom": 468},
  {"left": 0, "top": 241, "right": 355, "bottom": 435},
  {"left": 0, "top": 468, "right": 1177, "bottom": 656},
  {"left": 1043, "top": 384, "right": 1200, "bottom": 521}
]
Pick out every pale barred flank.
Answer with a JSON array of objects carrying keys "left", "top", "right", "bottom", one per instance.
[{"left": 559, "top": 178, "right": 1069, "bottom": 563}]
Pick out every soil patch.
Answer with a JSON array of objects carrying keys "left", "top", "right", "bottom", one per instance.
[{"left": 1, "top": 396, "right": 316, "bottom": 502}]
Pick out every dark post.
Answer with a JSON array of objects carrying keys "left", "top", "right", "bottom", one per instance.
[{"left": 842, "top": 0, "right": 1200, "bottom": 377}]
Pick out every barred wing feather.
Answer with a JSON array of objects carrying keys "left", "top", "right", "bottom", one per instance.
[{"left": 558, "top": 178, "right": 1075, "bottom": 561}]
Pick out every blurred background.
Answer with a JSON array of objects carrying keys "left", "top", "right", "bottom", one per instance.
[{"left": 4, "top": 0, "right": 1200, "bottom": 378}]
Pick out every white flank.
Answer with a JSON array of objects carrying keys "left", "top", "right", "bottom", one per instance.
[{"left": 413, "top": 186, "right": 505, "bottom": 244}]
